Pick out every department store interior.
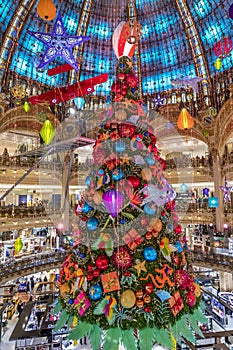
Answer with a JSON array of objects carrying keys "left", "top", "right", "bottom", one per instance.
[{"left": 1, "top": 1, "right": 233, "bottom": 350}]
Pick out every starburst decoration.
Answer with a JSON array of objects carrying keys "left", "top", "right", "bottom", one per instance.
[{"left": 28, "top": 12, "right": 90, "bottom": 72}]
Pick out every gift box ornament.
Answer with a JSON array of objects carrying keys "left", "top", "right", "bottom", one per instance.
[
  {"left": 122, "top": 228, "right": 143, "bottom": 250},
  {"left": 74, "top": 291, "right": 91, "bottom": 316},
  {"left": 101, "top": 271, "right": 120, "bottom": 293},
  {"left": 168, "top": 291, "right": 184, "bottom": 316}
]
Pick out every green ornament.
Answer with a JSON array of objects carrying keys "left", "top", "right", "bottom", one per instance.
[
  {"left": 23, "top": 101, "right": 31, "bottom": 112},
  {"left": 202, "top": 129, "right": 208, "bottom": 137},
  {"left": 14, "top": 237, "right": 23, "bottom": 253},
  {"left": 40, "top": 119, "right": 55, "bottom": 145},
  {"left": 37, "top": 111, "right": 47, "bottom": 122}
]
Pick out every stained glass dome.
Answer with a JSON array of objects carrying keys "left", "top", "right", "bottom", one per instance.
[{"left": 0, "top": 0, "right": 233, "bottom": 98}]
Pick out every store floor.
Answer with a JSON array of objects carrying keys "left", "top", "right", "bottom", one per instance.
[{"left": 1, "top": 313, "right": 18, "bottom": 350}]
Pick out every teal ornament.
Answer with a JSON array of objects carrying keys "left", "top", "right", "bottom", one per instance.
[
  {"left": 145, "top": 156, "right": 155, "bottom": 165},
  {"left": 143, "top": 246, "right": 157, "bottom": 261},
  {"left": 85, "top": 175, "right": 92, "bottom": 187},
  {"left": 112, "top": 168, "right": 124, "bottom": 181},
  {"left": 87, "top": 218, "right": 98, "bottom": 231},
  {"left": 82, "top": 202, "right": 94, "bottom": 213},
  {"left": 89, "top": 284, "right": 102, "bottom": 300},
  {"left": 180, "top": 183, "right": 187, "bottom": 192},
  {"left": 143, "top": 202, "right": 157, "bottom": 215},
  {"left": 175, "top": 242, "right": 183, "bottom": 253},
  {"left": 115, "top": 140, "right": 126, "bottom": 152},
  {"left": 74, "top": 97, "right": 85, "bottom": 109},
  {"left": 69, "top": 239, "right": 74, "bottom": 246}
]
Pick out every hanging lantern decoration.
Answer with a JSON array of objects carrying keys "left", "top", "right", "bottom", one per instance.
[
  {"left": 203, "top": 188, "right": 210, "bottom": 197},
  {"left": 23, "top": 101, "right": 31, "bottom": 113},
  {"left": 208, "top": 197, "right": 219, "bottom": 208},
  {"left": 177, "top": 108, "right": 194, "bottom": 130},
  {"left": 214, "top": 58, "right": 222, "bottom": 71},
  {"left": 40, "top": 119, "right": 55, "bottom": 145},
  {"left": 213, "top": 38, "right": 233, "bottom": 58},
  {"left": 14, "top": 237, "right": 23, "bottom": 253},
  {"left": 37, "top": 0, "right": 56, "bottom": 21}
]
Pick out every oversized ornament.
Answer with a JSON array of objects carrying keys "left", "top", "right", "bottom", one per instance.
[
  {"left": 143, "top": 202, "right": 157, "bottom": 215},
  {"left": 120, "top": 289, "right": 136, "bottom": 308},
  {"left": 39, "top": 119, "right": 55, "bottom": 145},
  {"left": 143, "top": 246, "right": 157, "bottom": 262},
  {"left": 127, "top": 175, "right": 140, "bottom": 188},
  {"left": 177, "top": 108, "right": 194, "bottom": 130},
  {"left": 37, "top": 0, "right": 56, "bottom": 21},
  {"left": 87, "top": 217, "right": 99, "bottom": 231},
  {"left": 113, "top": 246, "right": 133, "bottom": 269},
  {"left": 28, "top": 12, "right": 90, "bottom": 72},
  {"left": 96, "top": 255, "right": 109, "bottom": 271},
  {"left": 23, "top": 101, "right": 31, "bottom": 112},
  {"left": 214, "top": 58, "right": 222, "bottom": 70},
  {"left": 102, "top": 190, "right": 125, "bottom": 217},
  {"left": 82, "top": 202, "right": 94, "bottom": 213},
  {"left": 14, "top": 237, "right": 23, "bottom": 253},
  {"left": 89, "top": 284, "right": 103, "bottom": 300}
]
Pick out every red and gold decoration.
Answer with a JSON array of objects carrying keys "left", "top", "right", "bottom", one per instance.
[
  {"left": 168, "top": 291, "right": 184, "bottom": 316},
  {"left": 101, "top": 271, "right": 120, "bottom": 293}
]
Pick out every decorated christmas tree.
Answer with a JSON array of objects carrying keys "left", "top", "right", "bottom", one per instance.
[{"left": 55, "top": 21, "right": 206, "bottom": 350}]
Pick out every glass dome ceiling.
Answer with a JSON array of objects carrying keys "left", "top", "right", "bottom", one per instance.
[{"left": 0, "top": 0, "right": 232, "bottom": 97}]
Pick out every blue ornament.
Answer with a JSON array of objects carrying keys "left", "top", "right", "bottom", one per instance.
[
  {"left": 131, "top": 88, "right": 136, "bottom": 93},
  {"left": 74, "top": 97, "right": 85, "bottom": 109},
  {"left": 28, "top": 12, "right": 90, "bottom": 72},
  {"left": 145, "top": 156, "right": 155, "bottom": 165},
  {"left": 69, "top": 239, "right": 74, "bottom": 246},
  {"left": 175, "top": 242, "right": 183, "bottom": 253},
  {"left": 82, "top": 202, "right": 94, "bottom": 213},
  {"left": 97, "top": 169, "right": 105, "bottom": 176},
  {"left": 120, "top": 64, "right": 124, "bottom": 68},
  {"left": 106, "top": 95, "right": 111, "bottom": 106},
  {"left": 85, "top": 175, "right": 92, "bottom": 187},
  {"left": 120, "top": 219, "right": 125, "bottom": 224},
  {"left": 144, "top": 131, "right": 149, "bottom": 136},
  {"left": 80, "top": 253, "right": 86, "bottom": 258},
  {"left": 112, "top": 168, "right": 124, "bottom": 181},
  {"left": 143, "top": 202, "right": 157, "bottom": 215},
  {"left": 87, "top": 218, "right": 98, "bottom": 231},
  {"left": 89, "top": 284, "right": 102, "bottom": 300},
  {"left": 115, "top": 140, "right": 126, "bottom": 152},
  {"left": 69, "top": 299, "right": 74, "bottom": 304},
  {"left": 167, "top": 223, "right": 173, "bottom": 230},
  {"left": 143, "top": 246, "right": 157, "bottom": 262}
]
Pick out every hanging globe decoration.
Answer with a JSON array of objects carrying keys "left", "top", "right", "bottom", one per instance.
[
  {"left": 39, "top": 119, "right": 55, "bottom": 145},
  {"left": 23, "top": 101, "right": 31, "bottom": 113},
  {"left": 177, "top": 108, "right": 194, "bottom": 130},
  {"left": 37, "top": 0, "right": 56, "bottom": 21},
  {"left": 14, "top": 237, "right": 23, "bottom": 253}
]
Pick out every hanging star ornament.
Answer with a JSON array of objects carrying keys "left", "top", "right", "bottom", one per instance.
[
  {"left": 28, "top": 12, "right": 90, "bottom": 72},
  {"left": 220, "top": 178, "right": 233, "bottom": 203}
]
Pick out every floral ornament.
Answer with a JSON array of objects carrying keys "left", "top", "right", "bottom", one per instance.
[
  {"left": 126, "top": 73, "right": 139, "bottom": 88},
  {"left": 113, "top": 246, "right": 133, "bottom": 270}
]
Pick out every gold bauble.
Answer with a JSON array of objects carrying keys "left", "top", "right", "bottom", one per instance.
[
  {"left": 59, "top": 283, "right": 70, "bottom": 297},
  {"left": 136, "top": 299, "right": 144, "bottom": 308},
  {"left": 115, "top": 109, "right": 127, "bottom": 121},
  {"left": 93, "top": 191, "right": 103, "bottom": 205},
  {"left": 149, "top": 218, "right": 162, "bottom": 232},
  {"left": 120, "top": 289, "right": 136, "bottom": 308},
  {"left": 194, "top": 283, "right": 201, "bottom": 297},
  {"left": 141, "top": 168, "right": 152, "bottom": 181}
]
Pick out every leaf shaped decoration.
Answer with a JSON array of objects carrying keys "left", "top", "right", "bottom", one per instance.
[
  {"left": 91, "top": 238, "right": 102, "bottom": 250},
  {"left": 105, "top": 239, "right": 113, "bottom": 256},
  {"left": 94, "top": 299, "right": 108, "bottom": 315},
  {"left": 182, "top": 322, "right": 196, "bottom": 344},
  {"left": 188, "top": 313, "right": 204, "bottom": 338},
  {"left": 89, "top": 324, "right": 102, "bottom": 350},
  {"left": 153, "top": 326, "right": 173, "bottom": 349},
  {"left": 193, "top": 307, "right": 208, "bottom": 324},
  {"left": 67, "top": 315, "right": 74, "bottom": 330},
  {"left": 69, "top": 322, "right": 93, "bottom": 340},
  {"left": 171, "top": 316, "right": 187, "bottom": 344},
  {"left": 102, "top": 328, "right": 122, "bottom": 350},
  {"left": 122, "top": 212, "right": 135, "bottom": 220},
  {"left": 54, "top": 309, "right": 69, "bottom": 331},
  {"left": 138, "top": 327, "right": 153, "bottom": 350},
  {"left": 51, "top": 300, "right": 62, "bottom": 315},
  {"left": 121, "top": 329, "right": 138, "bottom": 350}
]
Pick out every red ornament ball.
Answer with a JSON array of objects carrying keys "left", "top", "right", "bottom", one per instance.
[
  {"left": 127, "top": 175, "right": 141, "bottom": 188},
  {"left": 87, "top": 264, "right": 95, "bottom": 272},
  {"left": 174, "top": 224, "right": 182, "bottom": 234},
  {"left": 96, "top": 255, "right": 109, "bottom": 271},
  {"left": 93, "top": 269, "right": 100, "bottom": 278},
  {"left": 144, "top": 282, "right": 154, "bottom": 294},
  {"left": 87, "top": 273, "right": 94, "bottom": 282},
  {"left": 186, "top": 291, "right": 196, "bottom": 307}
]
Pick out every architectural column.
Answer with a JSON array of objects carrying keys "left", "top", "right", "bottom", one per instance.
[
  {"left": 211, "top": 148, "right": 224, "bottom": 232},
  {"left": 62, "top": 152, "right": 71, "bottom": 232},
  {"left": 219, "top": 271, "right": 233, "bottom": 292}
]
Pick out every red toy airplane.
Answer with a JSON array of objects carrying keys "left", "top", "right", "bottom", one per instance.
[{"left": 29, "top": 73, "right": 108, "bottom": 105}]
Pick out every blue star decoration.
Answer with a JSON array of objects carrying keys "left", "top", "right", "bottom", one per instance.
[
  {"left": 28, "top": 12, "right": 90, "bottom": 72},
  {"left": 220, "top": 178, "right": 233, "bottom": 203}
]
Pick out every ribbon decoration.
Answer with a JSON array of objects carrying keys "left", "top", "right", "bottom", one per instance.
[
  {"left": 103, "top": 296, "right": 117, "bottom": 320},
  {"left": 140, "top": 264, "right": 175, "bottom": 289}
]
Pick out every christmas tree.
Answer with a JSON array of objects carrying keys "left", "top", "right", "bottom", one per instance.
[{"left": 55, "top": 23, "right": 206, "bottom": 350}]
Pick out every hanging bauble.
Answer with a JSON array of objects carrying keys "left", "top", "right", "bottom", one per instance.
[
  {"left": 213, "top": 38, "right": 233, "bottom": 58},
  {"left": 127, "top": 175, "right": 140, "bottom": 188},
  {"left": 37, "top": 0, "right": 56, "bottom": 21},
  {"left": 214, "top": 58, "right": 222, "bottom": 70},
  {"left": 143, "top": 295, "right": 151, "bottom": 304},
  {"left": 175, "top": 241, "right": 183, "bottom": 253},
  {"left": 144, "top": 282, "right": 154, "bottom": 294},
  {"left": 143, "top": 246, "right": 157, "bottom": 262},
  {"left": 136, "top": 299, "right": 144, "bottom": 308},
  {"left": 74, "top": 97, "right": 85, "bottom": 109},
  {"left": 96, "top": 255, "right": 109, "bottom": 271},
  {"left": 115, "top": 140, "right": 126, "bottom": 152},
  {"left": 69, "top": 238, "right": 74, "bottom": 246},
  {"left": 82, "top": 202, "right": 94, "bottom": 213},
  {"left": 186, "top": 291, "right": 196, "bottom": 307},
  {"left": 230, "top": 4, "right": 233, "bottom": 19},
  {"left": 113, "top": 246, "right": 133, "bottom": 270},
  {"left": 86, "top": 217, "right": 99, "bottom": 231},
  {"left": 102, "top": 190, "right": 125, "bottom": 217},
  {"left": 39, "top": 119, "right": 55, "bottom": 145},
  {"left": 145, "top": 156, "right": 155, "bottom": 165},
  {"left": 174, "top": 224, "right": 182, "bottom": 234},
  {"left": 89, "top": 284, "right": 103, "bottom": 301},
  {"left": 143, "top": 202, "right": 157, "bottom": 215},
  {"left": 120, "top": 289, "right": 136, "bottom": 308},
  {"left": 85, "top": 175, "right": 92, "bottom": 187},
  {"left": 118, "top": 123, "right": 136, "bottom": 138},
  {"left": 140, "top": 217, "right": 148, "bottom": 226},
  {"left": 112, "top": 168, "right": 124, "bottom": 181},
  {"left": 177, "top": 108, "right": 194, "bottom": 130},
  {"left": 14, "top": 237, "right": 23, "bottom": 253},
  {"left": 93, "top": 191, "right": 103, "bottom": 205},
  {"left": 135, "top": 290, "right": 143, "bottom": 299},
  {"left": 23, "top": 101, "right": 31, "bottom": 112}
]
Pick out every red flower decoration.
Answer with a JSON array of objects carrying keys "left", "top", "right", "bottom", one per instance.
[
  {"left": 126, "top": 73, "right": 139, "bottom": 88},
  {"left": 111, "top": 81, "right": 121, "bottom": 93},
  {"left": 112, "top": 246, "right": 133, "bottom": 270}
]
